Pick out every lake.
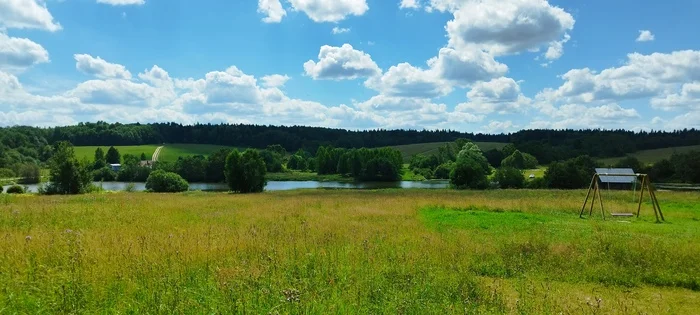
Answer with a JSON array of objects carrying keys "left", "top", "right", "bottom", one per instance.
[{"left": 4, "top": 180, "right": 450, "bottom": 193}]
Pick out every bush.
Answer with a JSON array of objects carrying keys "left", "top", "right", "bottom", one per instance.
[
  {"left": 526, "top": 177, "right": 548, "bottom": 189},
  {"left": 545, "top": 155, "right": 597, "bottom": 189},
  {"left": 6, "top": 185, "right": 24, "bottom": 194},
  {"left": 145, "top": 170, "right": 189, "bottom": 193},
  {"left": 0, "top": 168, "right": 16, "bottom": 178},
  {"left": 17, "top": 163, "right": 41, "bottom": 184},
  {"left": 494, "top": 167, "right": 525, "bottom": 189},
  {"left": 433, "top": 163, "right": 453, "bottom": 179},
  {"left": 450, "top": 143, "right": 490, "bottom": 189},
  {"left": 44, "top": 142, "right": 93, "bottom": 195},
  {"left": 92, "top": 166, "right": 117, "bottom": 181}
]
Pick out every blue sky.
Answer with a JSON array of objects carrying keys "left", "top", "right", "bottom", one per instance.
[{"left": 1, "top": 0, "right": 700, "bottom": 133}]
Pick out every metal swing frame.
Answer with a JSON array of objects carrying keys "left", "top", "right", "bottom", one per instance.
[{"left": 579, "top": 173, "right": 665, "bottom": 223}]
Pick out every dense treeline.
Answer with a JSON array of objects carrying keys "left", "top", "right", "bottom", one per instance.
[{"left": 3, "top": 122, "right": 700, "bottom": 168}]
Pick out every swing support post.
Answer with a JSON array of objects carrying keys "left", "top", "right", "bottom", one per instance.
[{"left": 580, "top": 173, "right": 664, "bottom": 223}]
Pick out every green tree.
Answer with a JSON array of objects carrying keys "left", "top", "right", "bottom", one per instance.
[
  {"left": 225, "top": 150, "right": 243, "bottom": 192},
  {"left": 92, "top": 166, "right": 117, "bottom": 181},
  {"left": 259, "top": 149, "right": 283, "bottom": 173},
  {"left": 614, "top": 156, "right": 643, "bottom": 171},
  {"left": 206, "top": 148, "right": 232, "bottom": 182},
  {"left": 494, "top": 167, "right": 525, "bottom": 189},
  {"left": 266, "top": 144, "right": 287, "bottom": 157},
  {"left": 544, "top": 155, "right": 597, "bottom": 189},
  {"left": 18, "top": 163, "right": 41, "bottom": 184},
  {"left": 433, "top": 162, "right": 453, "bottom": 179},
  {"left": 45, "top": 141, "right": 92, "bottom": 194},
  {"left": 502, "top": 144, "right": 517, "bottom": 157},
  {"left": 145, "top": 170, "right": 189, "bottom": 192},
  {"left": 94, "top": 147, "right": 107, "bottom": 170},
  {"left": 140, "top": 152, "right": 148, "bottom": 160},
  {"left": 174, "top": 155, "right": 207, "bottom": 182},
  {"left": 450, "top": 143, "right": 490, "bottom": 189},
  {"left": 117, "top": 154, "right": 151, "bottom": 182},
  {"left": 106, "top": 146, "right": 120, "bottom": 164},
  {"left": 226, "top": 149, "right": 267, "bottom": 193}
]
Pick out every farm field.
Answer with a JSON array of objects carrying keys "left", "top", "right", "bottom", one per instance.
[
  {"left": 600, "top": 144, "right": 700, "bottom": 166},
  {"left": 156, "top": 144, "right": 238, "bottom": 162},
  {"left": 391, "top": 142, "right": 508, "bottom": 161},
  {"left": 74, "top": 145, "right": 160, "bottom": 162},
  {"left": 1, "top": 190, "right": 698, "bottom": 313}
]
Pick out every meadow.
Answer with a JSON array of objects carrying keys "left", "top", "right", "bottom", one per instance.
[
  {"left": 391, "top": 142, "right": 508, "bottom": 161},
  {"left": 599, "top": 144, "right": 700, "bottom": 166},
  {"left": 74, "top": 145, "right": 160, "bottom": 162},
  {"left": 1, "top": 189, "right": 698, "bottom": 313},
  {"left": 156, "top": 144, "right": 237, "bottom": 163}
]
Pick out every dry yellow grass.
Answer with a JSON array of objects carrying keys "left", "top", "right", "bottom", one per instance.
[{"left": 0, "top": 190, "right": 699, "bottom": 313}]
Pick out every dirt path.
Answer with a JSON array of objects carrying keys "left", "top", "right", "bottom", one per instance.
[{"left": 152, "top": 146, "right": 164, "bottom": 161}]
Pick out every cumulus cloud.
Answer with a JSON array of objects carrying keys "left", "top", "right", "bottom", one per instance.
[
  {"left": 261, "top": 74, "right": 290, "bottom": 88},
  {"left": 540, "top": 50, "right": 700, "bottom": 104},
  {"left": 636, "top": 30, "right": 655, "bottom": 42},
  {"left": 0, "top": 33, "right": 49, "bottom": 71},
  {"left": 304, "top": 44, "right": 381, "bottom": 80},
  {"left": 289, "top": 0, "right": 368, "bottom": 23},
  {"left": 364, "top": 63, "right": 451, "bottom": 98},
  {"left": 258, "top": 0, "right": 286, "bottom": 23},
  {"left": 427, "top": 47, "right": 508, "bottom": 87},
  {"left": 0, "top": 0, "right": 62, "bottom": 31},
  {"left": 445, "top": 0, "right": 575, "bottom": 56},
  {"left": 96, "top": 0, "right": 145, "bottom": 5},
  {"left": 400, "top": 0, "right": 421, "bottom": 9},
  {"left": 456, "top": 77, "right": 531, "bottom": 114},
  {"left": 481, "top": 120, "right": 517, "bottom": 133},
  {"left": 651, "top": 82, "right": 700, "bottom": 111},
  {"left": 528, "top": 103, "right": 640, "bottom": 129},
  {"left": 74, "top": 54, "right": 132, "bottom": 80},
  {"left": 138, "top": 65, "right": 172, "bottom": 86}
]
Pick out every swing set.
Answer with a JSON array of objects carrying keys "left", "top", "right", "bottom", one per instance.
[{"left": 579, "top": 172, "right": 665, "bottom": 223}]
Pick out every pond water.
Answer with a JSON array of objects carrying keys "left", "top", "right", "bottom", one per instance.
[{"left": 4, "top": 180, "right": 450, "bottom": 193}]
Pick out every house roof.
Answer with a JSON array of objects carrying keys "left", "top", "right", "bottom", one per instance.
[{"left": 595, "top": 168, "right": 637, "bottom": 183}]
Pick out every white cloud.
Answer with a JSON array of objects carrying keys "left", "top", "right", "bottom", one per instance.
[
  {"left": 529, "top": 103, "right": 640, "bottom": 129},
  {"left": 332, "top": 26, "right": 350, "bottom": 34},
  {"left": 364, "top": 63, "right": 451, "bottom": 98},
  {"left": 138, "top": 65, "right": 172, "bottom": 86},
  {"left": 0, "top": 33, "right": 49, "bottom": 71},
  {"left": 289, "top": 0, "right": 368, "bottom": 23},
  {"left": 258, "top": 0, "right": 286, "bottom": 23},
  {"left": 96, "top": 0, "right": 145, "bottom": 5},
  {"left": 636, "top": 30, "right": 655, "bottom": 42},
  {"left": 0, "top": 0, "right": 61, "bottom": 32},
  {"left": 456, "top": 77, "right": 531, "bottom": 114},
  {"left": 427, "top": 47, "right": 508, "bottom": 87},
  {"left": 304, "top": 44, "right": 381, "bottom": 80},
  {"left": 445, "top": 0, "right": 574, "bottom": 56},
  {"left": 651, "top": 82, "right": 700, "bottom": 111},
  {"left": 544, "top": 33, "right": 570, "bottom": 61},
  {"left": 400, "top": 0, "right": 421, "bottom": 9},
  {"left": 74, "top": 54, "right": 132, "bottom": 80},
  {"left": 481, "top": 120, "right": 517, "bottom": 133},
  {"left": 261, "top": 74, "right": 290, "bottom": 88}
]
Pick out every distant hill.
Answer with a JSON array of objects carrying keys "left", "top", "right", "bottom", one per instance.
[
  {"left": 74, "top": 145, "right": 160, "bottom": 162},
  {"left": 599, "top": 144, "right": 700, "bottom": 166},
  {"left": 390, "top": 142, "right": 508, "bottom": 161}
]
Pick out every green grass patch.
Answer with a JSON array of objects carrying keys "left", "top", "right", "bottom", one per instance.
[
  {"left": 74, "top": 145, "right": 160, "bottom": 162},
  {"left": 157, "top": 144, "right": 239, "bottom": 162},
  {"left": 391, "top": 141, "right": 508, "bottom": 161},
  {"left": 600, "top": 144, "right": 700, "bottom": 166}
]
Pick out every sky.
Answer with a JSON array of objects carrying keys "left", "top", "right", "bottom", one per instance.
[{"left": 1, "top": 0, "right": 700, "bottom": 133}]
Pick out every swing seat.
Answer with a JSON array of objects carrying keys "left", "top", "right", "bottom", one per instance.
[{"left": 611, "top": 213, "right": 634, "bottom": 217}]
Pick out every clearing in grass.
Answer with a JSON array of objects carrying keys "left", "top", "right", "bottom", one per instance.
[{"left": 1, "top": 189, "right": 698, "bottom": 313}]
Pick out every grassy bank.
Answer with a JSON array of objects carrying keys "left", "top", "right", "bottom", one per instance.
[{"left": 0, "top": 190, "right": 698, "bottom": 313}]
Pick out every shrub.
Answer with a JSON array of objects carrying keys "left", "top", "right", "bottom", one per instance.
[
  {"left": 0, "top": 168, "right": 16, "bottom": 178},
  {"left": 6, "top": 185, "right": 25, "bottom": 194},
  {"left": 494, "top": 167, "right": 525, "bottom": 189},
  {"left": 526, "top": 177, "right": 548, "bottom": 189},
  {"left": 92, "top": 166, "right": 117, "bottom": 181},
  {"left": 17, "top": 163, "right": 41, "bottom": 184},
  {"left": 433, "top": 163, "right": 453, "bottom": 179},
  {"left": 44, "top": 142, "right": 93, "bottom": 195},
  {"left": 145, "top": 170, "right": 189, "bottom": 193},
  {"left": 450, "top": 143, "right": 490, "bottom": 189}
]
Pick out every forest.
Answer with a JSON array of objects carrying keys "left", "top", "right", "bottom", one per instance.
[{"left": 2, "top": 122, "right": 700, "bottom": 168}]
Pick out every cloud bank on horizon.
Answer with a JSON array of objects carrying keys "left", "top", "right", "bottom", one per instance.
[{"left": 1, "top": 0, "right": 699, "bottom": 133}]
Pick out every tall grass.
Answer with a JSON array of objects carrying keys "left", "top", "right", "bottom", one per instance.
[{"left": 0, "top": 190, "right": 698, "bottom": 313}]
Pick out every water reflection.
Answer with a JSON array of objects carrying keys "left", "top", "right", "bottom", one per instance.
[{"left": 4, "top": 180, "right": 449, "bottom": 193}]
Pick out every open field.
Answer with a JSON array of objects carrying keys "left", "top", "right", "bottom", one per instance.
[
  {"left": 1, "top": 190, "right": 698, "bottom": 313},
  {"left": 74, "top": 145, "right": 160, "bottom": 162},
  {"left": 392, "top": 142, "right": 508, "bottom": 161},
  {"left": 600, "top": 144, "right": 700, "bottom": 166},
  {"left": 157, "top": 144, "right": 237, "bottom": 163}
]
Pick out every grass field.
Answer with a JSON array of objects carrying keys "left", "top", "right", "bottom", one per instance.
[
  {"left": 600, "top": 144, "right": 700, "bottom": 166},
  {"left": 392, "top": 142, "right": 508, "bottom": 161},
  {"left": 157, "top": 144, "right": 237, "bottom": 163},
  {"left": 74, "top": 145, "right": 160, "bottom": 162},
  {"left": 1, "top": 190, "right": 698, "bottom": 313}
]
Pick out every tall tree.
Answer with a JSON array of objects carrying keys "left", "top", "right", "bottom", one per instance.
[
  {"left": 46, "top": 141, "right": 92, "bottom": 194},
  {"left": 106, "top": 146, "right": 121, "bottom": 164},
  {"left": 94, "top": 147, "right": 106, "bottom": 170}
]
